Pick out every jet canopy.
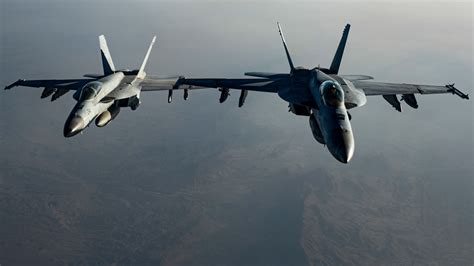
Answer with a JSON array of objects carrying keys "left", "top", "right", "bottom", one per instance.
[
  {"left": 320, "top": 80, "right": 344, "bottom": 108},
  {"left": 80, "top": 82, "right": 101, "bottom": 101}
]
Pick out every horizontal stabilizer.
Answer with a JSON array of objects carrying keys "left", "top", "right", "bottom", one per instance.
[
  {"left": 245, "top": 72, "right": 290, "bottom": 79},
  {"left": 339, "top": 75, "right": 373, "bottom": 81},
  {"left": 83, "top": 74, "right": 103, "bottom": 78}
]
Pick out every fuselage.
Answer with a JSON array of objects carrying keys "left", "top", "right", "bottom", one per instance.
[
  {"left": 63, "top": 72, "right": 125, "bottom": 137},
  {"left": 310, "top": 71, "right": 354, "bottom": 163},
  {"left": 278, "top": 68, "right": 362, "bottom": 163}
]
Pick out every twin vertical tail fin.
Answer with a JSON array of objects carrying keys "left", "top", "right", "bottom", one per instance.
[
  {"left": 99, "top": 35, "right": 116, "bottom": 75},
  {"left": 276, "top": 23, "right": 350, "bottom": 75},
  {"left": 329, "top": 24, "right": 350, "bottom": 74},
  {"left": 136, "top": 36, "right": 156, "bottom": 79},
  {"left": 277, "top": 22, "right": 295, "bottom": 73},
  {"left": 98, "top": 35, "right": 156, "bottom": 80}
]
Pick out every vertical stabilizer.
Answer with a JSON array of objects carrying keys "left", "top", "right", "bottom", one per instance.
[
  {"left": 277, "top": 22, "right": 295, "bottom": 73},
  {"left": 99, "top": 35, "right": 116, "bottom": 75},
  {"left": 136, "top": 36, "right": 157, "bottom": 79},
  {"left": 329, "top": 24, "right": 350, "bottom": 74}
]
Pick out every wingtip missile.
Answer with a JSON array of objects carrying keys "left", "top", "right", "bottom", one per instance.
[
  {"left": 446, "top": 84, "right": 470, "bottom": 100},
  {"left": 4, "top": 79, "right": 24, "bottom": 90},
  {"left": 4, "top": 83, "right": 15, "bottom": 90}
]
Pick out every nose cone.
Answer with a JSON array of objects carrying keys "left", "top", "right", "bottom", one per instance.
[
  {"left": 334, "top": 141, "right": 354, "bottom": 163},
  {"left": 329, "top": 129, "right": 355, "bottom": 164},
  {"left": 64, "top": 116, "right": 85, "bottom": 137}
]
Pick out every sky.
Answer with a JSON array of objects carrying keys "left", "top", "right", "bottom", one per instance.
[{"left": 0, "top": 1, "right": 472, "bottom": 265}]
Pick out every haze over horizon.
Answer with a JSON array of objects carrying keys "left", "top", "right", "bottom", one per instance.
[{"left": 1, "top": 1, "right": 472, "bottom": 265}]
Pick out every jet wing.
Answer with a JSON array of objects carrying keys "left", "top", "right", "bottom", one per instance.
[
  {"left": 179, "top": 78, "right": 286, "bottom": 93},
  {"left": 339, "top": 75, "right": 373, "bottom": 81},
  {"left": 4, "top": 78, "right": 93, "bottom": 90},
  {"left": 353, "top": 80, "right": 469, "bottom": 99},
  {"left": 139, "top": 76, "right": 208, "bottom": 91},
  {"left": 244, "top": 72, "right": 290, "bottom": 79}
]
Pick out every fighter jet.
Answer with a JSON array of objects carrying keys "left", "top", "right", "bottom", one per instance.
[
  {"left": 4, "top": 35, "right": 193, "bottom": 137},
  {"left": 177, "top": 23, "right": 470, "bottom": 163}
]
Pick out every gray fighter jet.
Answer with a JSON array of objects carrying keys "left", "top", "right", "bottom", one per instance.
[
  {"left": 177, "top": 23, "right": 470, "bottom": 163},
  {"left": 5, "top": 35, "right": 191, "bottom": 137}
]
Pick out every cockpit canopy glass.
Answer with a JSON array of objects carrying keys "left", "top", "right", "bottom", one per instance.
[
  {"left": 80, "top": 82, "right": 101, "bottom": 101},
  {"left": 320, "top": 81, "right": 344, "bottom": 108}
]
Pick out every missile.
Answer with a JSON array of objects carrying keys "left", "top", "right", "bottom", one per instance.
[
  {"left": 4, "top": 79, "right": 24, "bottom": 90},
  {"left": 168, "top": 89, "right": 173, "bottom": 103},
  {"left": 382, "top": 94, "right": 401, "bottom": 112},
  {"left": 183, "top": 88, "right": 189, "bottom": 100},
  {"left": 401, "top": 94, "right": 418, "bottom": 109},
  {"left": 51, "top": 89, "right": 69, "bottom": 102},
  {"left": 446, "top": 83, "right": 469, "bottom": 99},
  {"left": 41, "top": 87, "right": 57, "bottom": 99},
  {"left": 238, "top": 90, "right": 248, "bottom": 107},
  {"left": 219, "top": 88, "right": 230, "bottom": 103}
]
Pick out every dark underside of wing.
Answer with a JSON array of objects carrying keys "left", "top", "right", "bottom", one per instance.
[
  {"left": 4, "top": 78, "right": 95, "bottom": 101},
  {"left": 5, "top": 79, "right": 93, "bottom": 90},
  {"left": 352, "top": 80, "right": 453, "bottom": 96},
  {"left": 179, "top": 78, "right": 288, "bottom": 93},
  {"left": 352, "top": 80, "right": 469, "bottom": 112},
  {"left": 139, "top": 77, "right": 182, "bottom": 91},
  {"left": 139, "top": 76, "right": 211, "bottom": 91}
]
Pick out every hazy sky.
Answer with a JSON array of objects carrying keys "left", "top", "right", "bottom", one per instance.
[{"left": 1, "top": 1, "right": 472, "bottom": 265}]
